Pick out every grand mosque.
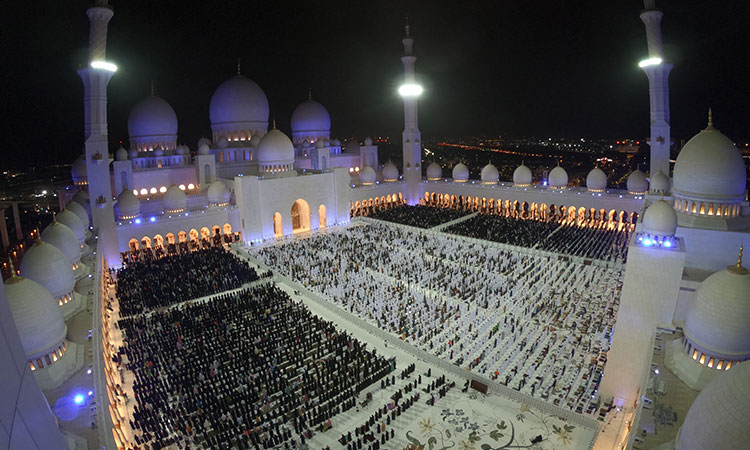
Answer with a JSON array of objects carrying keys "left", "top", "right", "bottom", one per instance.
[{"left": 0, "top": 0, "right": 748, "bottom": 449}]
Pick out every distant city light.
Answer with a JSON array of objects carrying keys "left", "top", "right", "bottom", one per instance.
[
  {"left": 90, "top": 60, "right": 118, "bottom": 72},
  {"left": 638, "top": 57, "right": 662, "bottom": 68},
  {"left": 398, "top": 83, "right": 423, "bottom": 97}
]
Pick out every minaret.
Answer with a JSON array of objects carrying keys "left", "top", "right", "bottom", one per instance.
[
  {"left": 77, "top": 0, "right": 119, "bottom": 267},
  {"left": 640, "top": 0, "right": 672, "bottom": 177},
  {"left": 399, "top": 18, "right": 422, "bottom": 205}
]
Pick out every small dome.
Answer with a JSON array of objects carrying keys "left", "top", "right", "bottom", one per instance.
[
  {"left": 153, "top": 147, "right": 164, "bottom": 157},
  {"left": 115, "top": 189, "right": 141, "bottom": 219},
  {"left": 71, "top": 155, "right": 87, "bottom": 185},
  {"left": 481, "top": 163, "right": 499, "bottom": 184},
  {"left": 257, "top": 129, "right": 294, "bottom": 163},
  {"left": 332, "top": 138, "right": 341, "bottom": 146},
  {"left": 513, "top": 163, "right": 532, "bottom": 186},
  {"left": 426, "top": 162, "right": 442, "bottom": 180},
  {"left": 323, "top": 138, "right": 330, "bottom": 146},
  {"left": 115, "top": 146, "right": 129, "bottom": 161},
  {"left": 685, "top": 253, "right": 750, "bottom": 362},
  {"left": 163, "top": 185, "right": 187, "bottom": 213},
  {"left": 345, "top": 140, "right": 360, "bottom": 154},
  {"left": 216, "top": 136, "right": 229, "bottom": 149},
  {"left": 197, "top": 137, "right": 212, "bottom": 148},
  {"left": 678, "top": 362, "right": 750, "bottom": 450},
  {"left": 56, "top": 209, "right": 85, "bottom": 244},
  {"left": 359, "top": 166, "right": 377, "bottom": 185},
  {"left": 627, "top": 169, "right": 648, "bottom": 194},
  {"left": 175, "top": 145, "right": 186, "bottom": 155},
  {"left": 382, "top": 161, "right": 399, "bottom": 182},
  {"left": 210, "top": 75, "right": 269, "bottom": 131},
  {"left": 642, "top": 200, "right": 677, "bottom": 236},
  {"left": 207, "top": 180, "right": 230, "bottom": 205},
  {"left": 127, "top": 147, "right": 138, "bottom": 159},
  {"left": 250, "top": 134, "right": 262, "bottom": 147},
  {"left": 198, "top": 143, "right": 210, "bottom": 155},
  {"left": 452, "top": 163, "right": 469, "bottom": 182},
  {"left": 364, "top": 137, "right": 373, "bottom": 146},
  {"left": 72, "top": 190, "right": 89, "bottom": 207},
  {"left": 649, "top": 170, "right": 670, "bottom": 194},
  {"left": 673, "top": 117, "right": 746, "bottom": 202},
  {"left": 41, "top": 221, "right": 80, "bottom": 265},
  {"left": 548, "top": 165, "right": 568, "bottom": 189},
  {"left": 586, "top": 167, "right": 607, "bottom": 192},
  {"left": 66, "top": 201, "right": 89, "bottom": 228},
  {"left": 127, "top": 95, "right": 178, "bottom": 142},
  {"left": 20, "top": 240, "right": 75, "bottom": 301},
  {"left": 291, "top": 98, "right": 331, "bottom": 138},
  {"left": 315, "top": 139, "right": 325, "bottom": 149},
  {"left": 5, "top": 273, "right": 66, "bottom": 359}
]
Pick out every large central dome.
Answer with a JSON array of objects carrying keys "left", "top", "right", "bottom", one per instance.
[
  {"left": 209, "top": 75, "right": 269, "bottom": 142},
  {"left": 291, "top": 98, "right": 331, "bottom": 144},
  {"left": 128, "top": 95, "right": 178, "bottom": 151}
]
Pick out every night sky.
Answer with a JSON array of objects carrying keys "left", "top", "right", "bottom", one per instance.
[{"left": 2, "top": 0, "right": 749, "bottom": 169}]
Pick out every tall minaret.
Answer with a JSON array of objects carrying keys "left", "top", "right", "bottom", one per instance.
[
  {"left": 399, "top": 18, "right": 422, "bottom": 205},
  {"left": 640, "top": 0, "right": 672, "bottom": 177},
  {"left": 77, "top": 0, "right": 119, "bottom": 267}
]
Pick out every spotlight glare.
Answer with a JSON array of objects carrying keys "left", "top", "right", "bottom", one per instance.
[
  {"left": 663, "top": 240, "right": 672, "bottom": 248},
  {"left": 90, "top": 60, "right": 118, "bottom": 72},
  {"left": 638, "top": 57, "right": 662, "bottom": 68},
  {"left": 398, "top": 83, "right": 423, "bottom": 97},
  {"left": 74, "top": 394, "right": 84, "bottom": 404},
  {"left": 643, "top": 239, "right": 652, "bottom": 247}
]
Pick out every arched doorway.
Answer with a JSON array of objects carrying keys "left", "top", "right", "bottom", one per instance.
[
  {"left": 319, "top": 204, "right": 327, "bottom": 229},
  {"left": 153, "top": 234, "right": 164, "bottom": 248},
  {"left": 223, "top": 223, "right": 232, "bottom": 235},
  {"left": 128, "top": 238, "right": 139, "bottom": 251},
  {"left": 273, "top": 212, "right": 283, "bottom": 238},
  {"left": 291, "top": 199, "right": 311, "bottom": 234}
]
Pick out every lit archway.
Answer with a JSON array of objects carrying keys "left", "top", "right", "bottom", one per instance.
[
  {"left": 153, "top": 234, "right": 164, "bottom": 248},
  {"left": 291, "top": 199, "right": 311, "bottom": 234},
  {"left": 200, "top": 227, "right": 211, "bottom": 239},
  {"left": 178, "top": 230, "right": 187, "bottom": 243},
  {"left": 189, "top": 229, "right": 199, "bottom": 242},
  {"left": 128, "top": 238, "right": 139, "bottom": 251},
  {"left": 223, "top": 223, "right": 232, "bottom": 234},
  {"left": 273, "top": 212, "right": 283, "bottom": 238},
  {"left": 166, "top": 233, "right": 175, "bottom": 244},
  {"left": 141, "top": 236, "right": 152, "bottom": 248},
  {"left": 319, "top": 204, "right": 327, "bottom": 229}
]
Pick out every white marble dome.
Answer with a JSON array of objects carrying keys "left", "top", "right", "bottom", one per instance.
[
  {"left": 586, "top": 167, "right": 607, "bottom": 192},
  {"left": 41, "top": 221, "right": 81, "bottom": 266},
  {"left": 250, "top": 134, "right": 262, "bottom": 147},
  {"left": 175, "top": 145, "right": 186, "bottom": 155},
  {"left": 678, "top": 361, "right": 750, "bottom": 450},
  {"left": 684, "top": 255, "right": 750, "bottom": 362},
  {"left": 163, "top": 185, "right": 187, "bottom": 213},
  {"left": 426, "top": 162, "right": 442, "bottom": 180},
  {"left": 127, "top": 95, "right": 178, "bottom": 144},
  {"left": 291, "top": 99, "right": 331, "bottom": 139},
  {"left": 5, "top": 273, "right": 66, "bottom": 359},
  {"left": 65, "top": 201, "right": 89, "bottom": 229},
  {"left": 56, "top": 209, "right": 85, "bottom": 245},
  {"left": 257, "top": 129, "right": 295, "bottom": 164},
  {"left": 382, "top": 161, "right": 399, "bottom": 182},
  {"left": 481, "top": 163, "right": 499, "bottom": 184},
  {"left": 364, "top": 137, "right": 373, "bottom": 146},
  {"left": 20, "top": 240, "right": 75, "bottom": 303},
  {"left": 197, "top": 142, "right": 210, "bottom": 155},
  {"left": 207, "top": 181, "right": 230, "bottom": 205},
  {"left": 642, "top": 200, "right": 677, "bottom": 236},
  {"left": 115, "top": 146, "right": 128, "bottom": 161},
  {"left": 673, "top": 120, "right": 746, "bottom": 202},
  {"left": 649, "top": 170, "right": 670, "bottom": 194},
  {"left": 513, "top": 163, "right": 532, "bottom": 186},
  {"left": 72, "top": 190, "right": 89, "bottom": 207},
  {"left": 216, "top": 136, "right": 229, "bottom": 149},
  {"left": 359, "top": 166, "right": 377, "bottom": 185},
  {"left": 452, "top": 163, "right": 469, "bottom": 182},
  {"left": 197, "top": 137, "right": 212, "bottom": 148},
  {"left": 115, "top": 189, "right": 141, "bottom": 219},
  {"left": 209, "top": 75, "right": 269, "bottom": 131},
  {"left": 71, "top": 154, "right": 87, "bottom": 186},
  {"left": 548, "top": 165, "right": 568, "bottom": 189},
  {"left": 627, "top": 169, "right": 649, "bottom": 195}
]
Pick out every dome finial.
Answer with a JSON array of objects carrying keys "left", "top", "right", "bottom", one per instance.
[
  {"left": 308, "top": 87, "right": 312, "bottom": 100},
  {"left": 272, "top": 119, "right": 276, "bottom": 130},
  {"left": 706, "top": 107, "right": 714, "bottom": 130},
  {"left": 236, "top": 57, "right": 242, "bottom": 75},
  {"left": 728, "top": 245, "right": 747, "bottom": 275},
  {"left": 404, "top": 16, "right": 410, "bottom": 37},
  {"left": 150, "top": 79, "right": 155, "bottom": 96},
  {"left": 52, "top": 211, "right": 57, "bottom": 223},
  {"left": 6, "top": 256, "right": 21, "bottom": 283}
]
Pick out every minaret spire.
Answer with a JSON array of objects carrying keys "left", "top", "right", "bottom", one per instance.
[{"left": 399, "top": 17, "right": 421, "bottom": 205}]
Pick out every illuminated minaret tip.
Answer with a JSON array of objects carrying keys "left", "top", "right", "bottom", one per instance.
[
  {"left": 639, "top": 0, "right": 672, "bottom": 178},
  {"left": 400, "top": 16, "right": 422, "bottom": 205}
]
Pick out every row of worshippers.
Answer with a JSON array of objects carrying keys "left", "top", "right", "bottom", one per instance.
[
  {"left": 116, "top": 283, "right": 393, "bottom": 449},
  {"left": 253, "top": 221, "right": 621, "bottom": 414},
  {"left": 445, "top": 212, "right": 632, "bottom": 262},
  {"left": 115, "top": 246, "right": 263, "bottom": 316},
  {"left": 367, "top": 205, "right": 469, "bottom": 229}
]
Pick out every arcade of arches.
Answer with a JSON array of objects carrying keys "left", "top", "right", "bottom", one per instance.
[
  {"left": 350, "top": 192, "right": 406, "bottom": 217},
  {"left": 127, "top": 223, "right": 240, "bottom": 260},
  {"left": 273, "top": 200, "right": 328, "bottom": 238}
]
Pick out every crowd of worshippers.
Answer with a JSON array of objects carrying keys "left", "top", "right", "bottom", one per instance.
[
  {"left": 367, "top": 205, "right": 469, "bottom": 229},
  {"left": 445, "top": 213, "right": 632, "bottom": 262},
  {"left": 114, "top": 247, "right": 263, "bottom": 317},
  {"left": 121, "top": 232, "right": 240, "bottom": 264},
  {"left": 116, "top": 284, "right": 393, "bottom": 449},
  {"left": 254, "top": 222, "right": 622, "bottom": 414}
]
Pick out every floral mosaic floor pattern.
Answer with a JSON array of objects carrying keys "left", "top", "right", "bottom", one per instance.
[{"left": 403, "top": 391, "right": 594, "bottom": 450}]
